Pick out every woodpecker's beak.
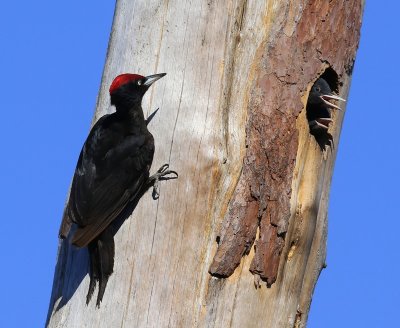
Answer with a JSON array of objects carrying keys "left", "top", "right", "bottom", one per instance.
[
  {"left": 143, "top": 73, "right": 166, "bottom": 87},
  {"left": 312, "top": 117, "right": 333, "bottom": 130},
  {"left": 320, "top": 94, "right": 346, "bottom": 110}
]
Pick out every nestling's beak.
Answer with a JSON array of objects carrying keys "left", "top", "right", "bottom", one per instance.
[
  {"left": 143, "top": 73, "right": 167, "bottom": 86},
  {"left": 321, "top": 94, "right": 346, "bottom": 110},
  {"left": 315, "top": 118, "right": 333, "bottom": 127}
]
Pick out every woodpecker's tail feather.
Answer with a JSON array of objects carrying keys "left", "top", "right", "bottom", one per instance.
[{"left": 86, "top": 228, "right": 115, "bottom": 307}]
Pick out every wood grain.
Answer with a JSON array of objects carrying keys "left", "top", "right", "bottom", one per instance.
[{"left": 47, "top": 1, "right": 364, "bottom": 327}]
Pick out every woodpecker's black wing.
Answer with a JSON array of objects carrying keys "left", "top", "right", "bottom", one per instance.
[{"left": 67, "top": 113, "right": 154, "bottom": 247}]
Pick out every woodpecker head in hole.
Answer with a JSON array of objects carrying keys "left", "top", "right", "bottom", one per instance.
[
  {"left": 306, "top": 77, "right": 346, "bottom": 135},
  {"left": 109, "top": 73, "right": 166, "bottom": 110}
]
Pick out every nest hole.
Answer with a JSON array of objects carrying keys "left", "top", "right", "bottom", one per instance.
[
  {"left": 305, "top": 67, "right": 341, "bottom": 151},
  {"left": 319, "top": 67, "right": 340, "bottom": 93}
]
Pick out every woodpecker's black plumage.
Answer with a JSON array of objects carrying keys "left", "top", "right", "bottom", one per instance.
[
  {"left": 306, "top": 77, "right": 345, "bottom": 149},
  {"left": 62, "top": 73, "right": 177, "bottom": 306}
]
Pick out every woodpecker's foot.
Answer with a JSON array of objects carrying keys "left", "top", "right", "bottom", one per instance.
[{"left": 148, "top": 164, "right": 178, "bottom": 199}]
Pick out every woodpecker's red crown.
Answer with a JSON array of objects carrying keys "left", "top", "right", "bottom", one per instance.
[{"left": 109, "top": 74, "right": 144, "bottom": 94}]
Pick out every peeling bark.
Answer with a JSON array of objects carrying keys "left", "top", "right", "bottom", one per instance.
[{"left": 210, "top": 0, "right": 363, "bottom": 288}]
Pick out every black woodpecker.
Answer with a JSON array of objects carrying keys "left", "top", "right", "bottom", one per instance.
[
  {"left": 63, "top": 73, "right": 177, "bottom": 306},
  {"left": 306, "top": 77, "right": 346, "bottom": 148}
]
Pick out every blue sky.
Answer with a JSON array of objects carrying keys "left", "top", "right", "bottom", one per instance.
[{"left": 0, "top": 1, "right": 398, "bottom": 327}]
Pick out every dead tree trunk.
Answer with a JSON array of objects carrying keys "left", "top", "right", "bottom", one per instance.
[{"left": 47, "top": 1, "right": 364, "bottom": 327}]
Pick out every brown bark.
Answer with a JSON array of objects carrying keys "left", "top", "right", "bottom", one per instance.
[{"left": 210, "top": 0, "right": 362, "bottom": 286}]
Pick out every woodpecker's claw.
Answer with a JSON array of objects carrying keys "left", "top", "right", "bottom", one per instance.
[{"left": 148, "top": 164, "right": 178, "bottom": 200}]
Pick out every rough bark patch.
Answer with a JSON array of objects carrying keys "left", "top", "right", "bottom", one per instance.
[{"left": 210, "top": 0, "right": 362, "bottom": 284}]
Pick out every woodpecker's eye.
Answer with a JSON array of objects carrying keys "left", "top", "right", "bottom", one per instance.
[
  {"left": 316, "top": 87, "right": 321, "bottom": 92},
  {"left": 137, "top": 80, "right": 142, "bottom": 86}
]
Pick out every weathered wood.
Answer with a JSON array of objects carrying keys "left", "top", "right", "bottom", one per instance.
[{"left": 47, "top": 1, "right": 364, "bottom": 327}]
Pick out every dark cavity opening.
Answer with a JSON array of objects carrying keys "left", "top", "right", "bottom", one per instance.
[
  {"left": 320, "top": 67, "right": 340, "bottom": 93},
  {"left": 306, "top": 67, "right": 341, "bottom": 151}
]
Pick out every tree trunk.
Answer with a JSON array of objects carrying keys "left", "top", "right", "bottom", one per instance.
[{"left": 47, "top": 1, "right": 364, "bottom": 327}]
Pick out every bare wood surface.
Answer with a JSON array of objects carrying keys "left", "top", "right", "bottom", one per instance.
[{"left": 47, "top": 1, "right": 364, "bottom": 327}]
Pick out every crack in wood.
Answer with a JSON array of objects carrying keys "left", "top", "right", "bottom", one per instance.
[{"left": 221, "top": 0, "right": 249, "bottom": 158}]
